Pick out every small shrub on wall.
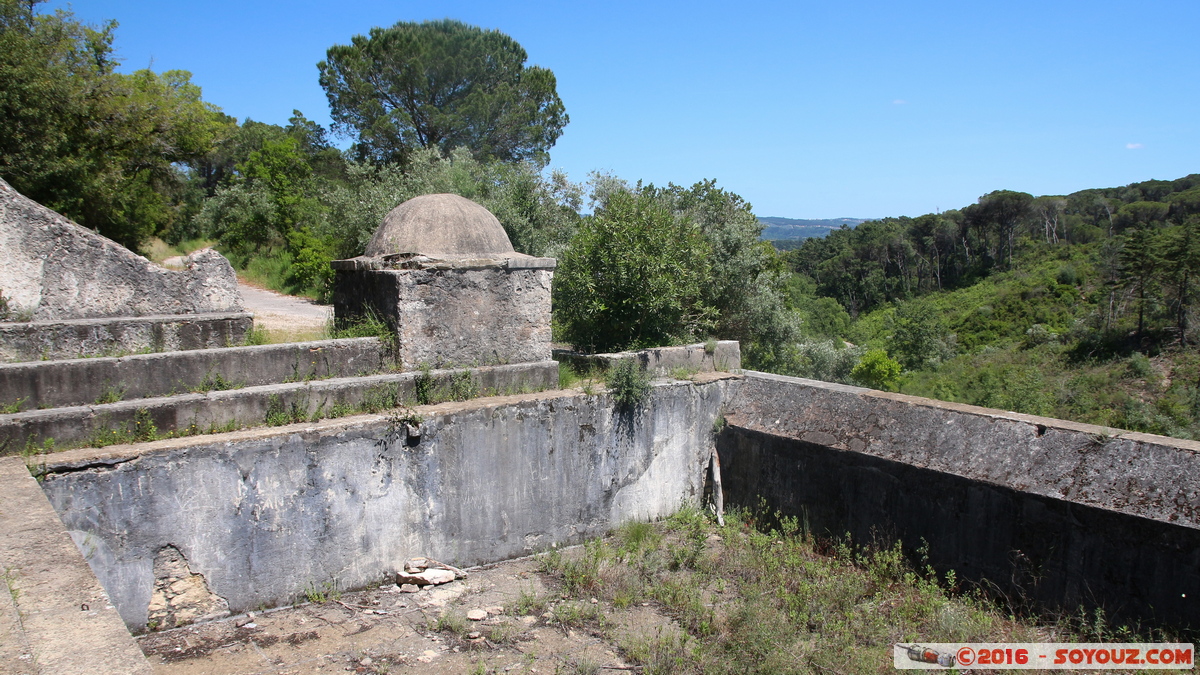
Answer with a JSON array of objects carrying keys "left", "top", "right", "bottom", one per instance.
[{"left": 605, "top": 359, "right": 652, "bottom": 409}]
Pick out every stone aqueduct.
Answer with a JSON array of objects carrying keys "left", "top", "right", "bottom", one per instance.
[{"left": 0, "top": 179, "right": 1196, "bottom": 672}]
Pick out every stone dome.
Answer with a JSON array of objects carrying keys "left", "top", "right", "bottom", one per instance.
[{"left": 364, "top": 193, "right": 515, "bottom": 257}]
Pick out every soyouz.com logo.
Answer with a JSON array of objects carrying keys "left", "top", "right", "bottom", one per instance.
[{"left": 894, "top": 643, "right": 1194, "bottom": 669}]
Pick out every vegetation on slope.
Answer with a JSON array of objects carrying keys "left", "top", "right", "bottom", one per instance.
[{"left": 782, "top": 175, "right": 1200, "bottom": 440}]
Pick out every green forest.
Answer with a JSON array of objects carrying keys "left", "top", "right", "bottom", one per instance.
[
  {"left": 4, "top": 2, "right": 1199, "bottom": 441},
  {"left": 782, "top": 176, "right": 1200, "bottom": 439}
]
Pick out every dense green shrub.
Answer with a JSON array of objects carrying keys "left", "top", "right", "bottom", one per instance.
[
  {"left": 787, "top": 340, "right": 864, "bottom": 383},
  {"left": 850, "top": 349, "right": 901, "bottom": 391},
  {"left": 554, "top": 190, "right": 716, "bottom": 352}
]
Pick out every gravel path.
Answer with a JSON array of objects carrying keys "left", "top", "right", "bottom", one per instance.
[
  {"left": 237, "top": 282, "right": 332, "bottom": 339},
  {"left": 160, "top": 255, "right": 332, "bottom": 332},
  {"left": 238, "top": 283, "right": 331, "bottom": 322}
]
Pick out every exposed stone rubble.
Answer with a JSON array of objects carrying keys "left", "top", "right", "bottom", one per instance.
[
  {"left": 395, "top": 557, "right": 467, "bottom": 588},
  {"left": 146, "top": 545, "right": 230, "bottom": 631}
]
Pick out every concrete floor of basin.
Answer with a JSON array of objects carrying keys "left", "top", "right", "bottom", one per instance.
[{"left": 136, "top": 552, "right": 672, "bottom": 675}]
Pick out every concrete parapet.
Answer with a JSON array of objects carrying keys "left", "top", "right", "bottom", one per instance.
[
  {"left": 0, "top": 457, "right": 153, "bottom": 673},
  {"left": 0, "top": 312, "right": 254, "bottom": 363},
  {"left": 36, "top": 377, "right": 731, "bottom": 631},
  {"left": 1, "top": 361, "right": 559, "bottom": 452},
  {"left": 0, "top": 337, "right": 386, "bottom": 410},
  {"left": 726, "top": 371, "right": 1200, "bottom": 529},
  {"left": 553, "top": 340, "right": 741, "bottom": 375},
  {"left": 718, "top": 371, "right": 1200, "bottom": 627}
]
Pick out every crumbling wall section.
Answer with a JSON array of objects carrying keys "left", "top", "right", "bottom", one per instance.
[
  {"left": 146, "top": 546, "right": 230, "bottom": 631},
  {"left": 0, "top": 178, "right": 243, "bottom": 321}
]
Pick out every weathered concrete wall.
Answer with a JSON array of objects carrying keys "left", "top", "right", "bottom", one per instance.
[
  {"left": 0, "top": 337, "right": 386, "bottom": 410},
  {"left": 718, "top": 371, "right": 1200, "bottom": 627},
  {"left": 554, "top": 341, "right": 741, "bottom": 376},
  {"left": 38, "top": 378, "right": 732, "bottom": 631},
  {"left": 0, "top": 179, "right": 243, "bottom": 321},
  {"left": 0, "top": 312, "right": 253, "bottom": 363},
  {"left": 2, "top": 361, "right": 560, "bottom": 451},
  {"left": 333, "top": 257, "right": 554, "bottom": 369},
  {"left": 17, "top": 358, "right": 1200, "bottom": 644}
]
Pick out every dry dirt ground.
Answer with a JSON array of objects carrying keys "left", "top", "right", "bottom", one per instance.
[
  {"left": 136, "top": 552, "right": 674, "bottom": 675},
  {"left": 161, "top": 259, "right": 332, "bottom": 340}
]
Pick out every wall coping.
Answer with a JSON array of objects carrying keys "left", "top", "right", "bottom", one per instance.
[
  {"left": 0, "top": 457, "right": 153, "bottom": 673},
  {"left": 732, "top": 370, "right": 1200, "bottom": 530},
  {"left": 0, "top": 311, "right": 254, "bottom": 330}
]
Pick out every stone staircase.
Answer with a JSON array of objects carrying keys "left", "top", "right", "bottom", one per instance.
[{"left": 0, "top": 338, "right": 558, "bottom": 455}]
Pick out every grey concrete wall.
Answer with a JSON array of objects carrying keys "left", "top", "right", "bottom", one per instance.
[
  {"left": 0, "top": 337, "right": 385, "bottom": 410},
  {"left": 717, "top": 371, "right": 1200, "bottom": 628},
  {"left": 21, "top": 362, "right": 1200, "bottom": 641},
  {"left": 0, "top": 178, "right": 242, "bottom": 321},
  {"left": 2, "top": 361, "right": 560, "bottom": 452},
  {"left": 333, "top": 263, "right": 552, "bottom": 369},
  {"left": 38, "top": 378, "right": 731, "bottom": 631},
  {"left": 0, "top": 312, "right": 253, "bottom": 363},
  {"left": 554, "top": 341, "right": 742, "bottom": 375}
]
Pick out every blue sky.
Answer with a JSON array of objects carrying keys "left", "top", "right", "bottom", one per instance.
[{"left": 51, "top": 0, "right": 1199, "bottom": 219}]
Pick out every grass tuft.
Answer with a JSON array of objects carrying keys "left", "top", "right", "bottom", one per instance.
[
  {"left": 242, "top": 325, "right": 271, "bottom": 346},
  {"left": 433, "top": 611, "right": 469, "bottom": 637},
  {"left": 1, "top": 397, "right": 27, "bottom": 414},
  {"left": 95, "top": 385, "right": 125, "bottom": 405}
]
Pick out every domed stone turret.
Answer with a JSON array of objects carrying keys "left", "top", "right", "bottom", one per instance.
[
  {"left": 333, "top": 192, "right": 555, "bottom": 370},
  {"left": 364, "top": 193, "right": 514, "bottom": 257}
]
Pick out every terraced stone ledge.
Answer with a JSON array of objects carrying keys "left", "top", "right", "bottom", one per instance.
[
  {"left": 0, "top": 312, "right": 254, "bottom": 363},
  {"left": 1, "top": 360, "right": 559, "bottom": 454},
  {"left": 0, "top": 337, "right": 386, "bottom": 411}
]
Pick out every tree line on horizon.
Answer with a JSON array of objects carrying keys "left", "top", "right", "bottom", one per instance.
[{"left": 787, "top": 178, "right": 1200, "bottom": 323}]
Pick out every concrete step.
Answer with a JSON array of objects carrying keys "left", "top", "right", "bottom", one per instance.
[
  {"left": 0, "top": 338, "right": 386, "bottom": 411},
  {"left": 1, "top": 361, "right": 558, "bottom": 454},
  {"left": 553, "top": 340, "right": 741, "bottom": 375},
  {"left": 0, "top": 312, "right": 254, "bottom": 363}
]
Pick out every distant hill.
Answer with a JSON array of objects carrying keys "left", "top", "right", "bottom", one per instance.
[{"left": 758, "top": 217, "right": 868, "bottom": 242}]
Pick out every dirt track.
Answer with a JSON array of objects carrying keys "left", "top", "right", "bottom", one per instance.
[{"left": 237, "top": 283, "right": 332, "bottom": 341}]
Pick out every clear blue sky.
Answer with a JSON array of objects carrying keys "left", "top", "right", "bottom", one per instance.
[{"left": 50, "top": 0, "right": 1200, "bottom": 219}]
